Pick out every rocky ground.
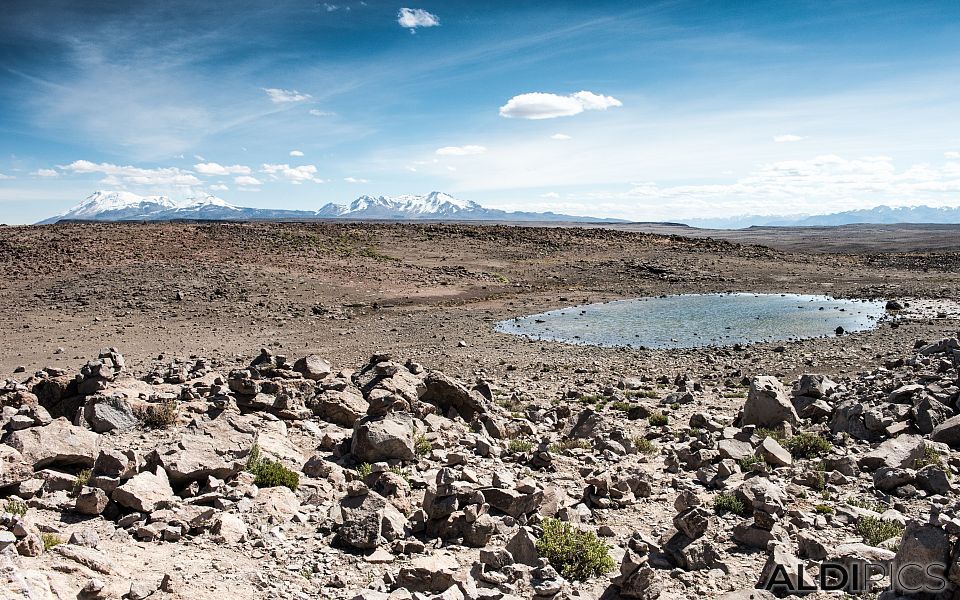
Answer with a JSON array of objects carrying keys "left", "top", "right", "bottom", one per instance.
[{"left": 1, "top": 221, "right": 960, "bottom": 600}]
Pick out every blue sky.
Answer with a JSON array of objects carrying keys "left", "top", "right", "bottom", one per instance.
[{"left": 1, "top": 0, "right": 959, "bottom": 223}]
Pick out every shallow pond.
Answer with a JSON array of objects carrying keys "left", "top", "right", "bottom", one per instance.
[{"left": 495, "top": 293, "right": 887, "bottom": 349}]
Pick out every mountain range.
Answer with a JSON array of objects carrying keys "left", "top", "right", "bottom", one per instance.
[
  {"left": 687, "top": 205, "right": 960, "bottom": 229},
  {"left": 37, "top": 191, "right": 622, "bottom": 224}
]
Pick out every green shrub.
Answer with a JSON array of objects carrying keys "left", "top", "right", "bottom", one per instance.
[
  {"left": 713, "top": 493, "right": 748, "bottom": 516},
  {"left": 535, "top": 518, "right": 615, "bottom": 581},
  {"left": 41, "top": 533, "right": 61, "bottom": 551},
  {"left": 754, "top": 427, "right": 787, "bottom": 443},
  {"left": 633, "top": 437, "right": 659, "bottom": 456},
  {"left": 356, "top": 462, "right": 372, "bottom": 478},
  {"left": 648, "top": 412, "right": 668, "bottom": 427},
  {"left": 856, "top": 516, "right": 904, "bottom": 547},
  {"left": 549, "top": 439, "right": 591, "bottom": 454},
  {"left": 738, "top": 454, "right": 763, "bottom": 472},
  {"left": 845, "top": 497, "right": 885, "bottom": 513},
  {"left": 414, "top": 433, "right": 433, "bottom": 457},
  {"left": 814, "top": 504, "right": 834, "bottom": 514},
  {"left": 508, "top": 439, "right": 534, "bottom": 454},
  {"left": 625, "top": 389, "right": 658, "bottom": 399},
  {"left": 786, "top": 433, "right": 833, "bottom": 459},
  {"left": 72, "top": 469, "right": 92, "bottom": 497},
  {"left": 914, "top": 445, "right": 951, "bottom": 478},
  {"left": 669, "top": 402, "right": 680, "bottom": 410},
  {"left": 4, "top": 497, "right": 27, "bottom": 516},
  {"left": 610, "top": 401, "right": 633, "bottom": 413},
  {"left": 245, "top": 443, "right": 299, "bottom": 491}
]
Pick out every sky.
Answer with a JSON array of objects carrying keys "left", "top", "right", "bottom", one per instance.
[{"left": 1, "top": 0, "right": 960, "bottom": 224}]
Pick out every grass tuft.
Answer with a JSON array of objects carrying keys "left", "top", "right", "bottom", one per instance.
[{"left": 535, "top": 518, "right": 615, "bottom": 581}]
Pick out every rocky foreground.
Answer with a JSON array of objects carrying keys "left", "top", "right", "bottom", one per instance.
[{"left": 1, "top": 336, "right": 960, "bottom": 600}]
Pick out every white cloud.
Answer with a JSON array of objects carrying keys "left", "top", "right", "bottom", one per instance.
[
  {"left": 209, "top": 184, "right": 229, "bottom": 191},
  {"left": 193, "top": 162, "right": 251, "bottom": 176},
  {"left": 309, "top": 109, "right": 335, "bottom": 117},
  {"left": 234, "top": 175, "right": 262, "bottom": 186},
  {"left": 261, "top": 163, "right": 324, "bottom": 183},
  {"left": 398, "top": 8, "right": 439, "bottom": 31},
  {"left": 774, "top": 134, "right": 805, "bottom": 143},
  {"left": 262, "top": 88, "right": 311, "bottom": 103},
  {"left": 0, "top": 173, "right": 14, "bottom": 180},
  {"left": 33, "top": 168, "right": 58, "bottom": 178},
  {"left": 499, "top": 91, "right": 622, "bottom": 120},
  {"left": 344, "top": 177, "right": 369, "bottom": 183},
  {"left": 289, "top": 150, "right": 304, "bottom": 157},
  {"left": 60, "top": 160, "right": 200, "bottom": 187},
  {"left": 540, "top": 192, "right": 560, "bottom": 198},
  {"left": 946, "top": 151, "right": 960, "bottom": 159},
  {"left": 322, "top": 3, "right": 338, "bottom": 11},
  {"left": 551, "top": 133, "right": 572, "bottom": 140},
  {"left": 436, "top": 145, "right": 487, "bottom": 156}
]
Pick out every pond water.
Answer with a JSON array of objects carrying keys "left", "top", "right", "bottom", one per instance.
[{"left": 495, "top": 293, "right": 887, "bottom": 349}]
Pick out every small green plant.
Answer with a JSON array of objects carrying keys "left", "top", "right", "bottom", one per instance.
[
  {"left": 610, "top": 401, "right": 633, "bottom": 413},
  {"left": 669, "top": 402, "right": 681, "bottom": 410},
  {"left": 549, "top": 439, "right": 591, "bottom": 454},
  {"left": 713, "top": 493, "right": 748, "bottom": 516},
  {"left": 754, "top": 427, "right": 787, "bottom": 444},
  {"left": 245, "top": 443, "right": 298, "bottom": 491},
  {"left": 577, "top": 393, "right": 603, "bottom": 404},
  {"left": 136, "top": 398, "right": 179, "bottom": 429},
  {"left": 4, "top": 497, "right": 28, "bottom": 516},
  {"left": 914, "top": 445, "right": 951, "bottom": 478},
  {"left": 786, "top": 432, "right": 833, "bottom": 459},
  {"left": 508, "top": 439, "right": 534, "bottom": 454},
  {"left": 625, "top": 389, "right": 658, "bottom": 399},
  {"left": 41, "top": 533, "right": 61, "bottom": 551},
  {"left": 648, "top": 412, "right": 668, "bottom": 427},
  {"left": 738, "top": 454, "right": 763, "bottom": 472},
  {"left": 815, "top": 504, "right": 834, "bottom": 514},
  {"left": 633, "top": 437, "right": 659, "bottom": 455},
  {"left": 688, "top": 428, "right": 702, "bottom": 438},
  {"left": 414, "top": 433, "right": 433, "bottom": 458},
  {"left": 856, "top": 516, "right": 904, "bottom": 547},
  {"left": 535, "top": 518, "right": 615, "bottom": 581},
  {"left": 845, "top": 496, "right": 886, "bottom": 513},
  {"left": 72, "top": 469, "right": 92, "bottom": 497},
  {"left": 356, "top": 462, "right": 373, "bottom": 478}
]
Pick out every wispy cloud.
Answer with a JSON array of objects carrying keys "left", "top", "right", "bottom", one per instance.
[
  {"left": 344, "top": 176, "right": 369, "bottom": 183},
  {"left": 309, "top": 109, "right": 335, "bottom": 117},
  {"left": 289, "top": 150, "right": 304, "bottom": 157},
  {"left": 773, "top": 134, "right": 805, "bottom": 142},
  {"left": 436, "top": 145, "right": 486, "bottom": 156},
  {"left": 550, "top": 133, "right": 571, "bottom": 140},
  {"left": 398, "top": 8, "right": 439, "bottom": 31},
  {"left": 499, "top": 91, "right": 622, "bottom": 119},
  {"left": 234, "top": 175, "right": 262, "bottom": 186},
  {"left": 60, "top": 160, "right": 200, "bottom": 187},
  {"left": 0, "top": 173, "right": 14, "bottom": 180},
  {"left": 193, "top": 162, "right": 251, "bottom": 176},
  {"left": 262, "top": 88, "right": 311, "bottom": 103},
  {"left": 33, "top": 168, "right": 58, "bottom": 177},
  {"left": 261, "top": 163, "right": 324, "bottom": 183}
]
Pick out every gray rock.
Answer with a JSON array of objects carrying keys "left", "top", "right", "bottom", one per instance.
[
  {"left": 931, "top": 414, "right": 960, "bottom": 447},
  {"left": 757, "top": 542, "right": 816, "bottom": 595},
  {"left": 112, "top": 467, "right": 174, "bottom": 513},
  {"left": 482, "top": 486, "right": 543, "bottom": 518},
  {"left": 718, "top": 438, "right": 754, "bottom": 461},
  {"left": 311, "top": 389, "right": 367, "bottom": 427},
  {"left": 395, "top": 551, "right": 459, "bottom": 594},
  {"left": 673, "top": 507, "right": 711, "bottom": 540},
  {"left": 858, "top": 434, "right": 925, "bottom": 470},
  {"left": 420, "top": 371, "right": 489, "bottom": 421},
  {"left": 338, "top": 490, "right": 409, "bottom": 549},
  {"left": 293, "top": 355, "right": 332, "bottom": 380},
  {"left": 505, "top": 527, "right": 538, "bottom": 566},
  {"left": 892, "top": 523, "right": 950, "bottom": 596},
  {"left": 913, "top": 398, "right": 953, "bottom": 435},
  {"left": 872, "top": 467, "right": 915, "bottom": 492},
  {"left": 75, "top": 487, "right": 110, "bottom": 515},
  {"left": 83, "top": 394, "right": 136, "bottom": 433},
  {"left": 759, "top": 436, "right": 792, "bottom": 467},
  {"left": 0, "top": 445, "right": 32, "bottom": 487},
  {"left": 351, "top": 412, "right": 415, "bottom": 463},
  {"left": 794, "top": 374, "right": 836, "bottom": 399},
  {"left": 736, "top": 477, "right": 786, "bottom": 516},
  {"left": 4, "top": 418, "right": 99, "bottom": 469},
  {"left": 742, "top": 376, "right": 798, "bottom": 428}
]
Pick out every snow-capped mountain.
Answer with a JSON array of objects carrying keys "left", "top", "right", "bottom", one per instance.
[{"left": 38, "top": 190, "right": 622, "bottom": 224}]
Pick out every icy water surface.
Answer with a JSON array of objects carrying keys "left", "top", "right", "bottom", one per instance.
[{"left": 495, "top": 293, "right": 887, "bottom": 349}]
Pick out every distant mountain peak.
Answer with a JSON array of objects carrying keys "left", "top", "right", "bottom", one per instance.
[{"left": 39, "top": 190, "right": 622, "bottom": 224}]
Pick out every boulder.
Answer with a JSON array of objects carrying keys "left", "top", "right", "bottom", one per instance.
[
  {"left": 931, "top": 414, "right": 960, "bottom": 447},
  {"left": 112, "top": 467, "right": 174, "bottom": 513},
  {"left": 757, "top": 542, "right": 816, "bottom": 594},
  {"left": 0, "top": 445, "right": 32, "bottom": 487},
  {"left": 759, "top": 437, "right": 792, "bottom": 467},
  {"left": 4, "top": 418, "right": 99, "bottom": 469},
  {"left": 718, "top": 438, "right": 754, "bottom": 461},
  {"left": 482, "top": 486, "right": 544, "bottom": 518},
  {"left": 395, "top": 551, "right": 460, "bottom": 594},
  {"left": 146, "top": 413, "right": 257, "bottom": 486},
  {"left": 293, "top": 355, "right": 332, "bottom": 380},
  {"left": 736, "top": 477, "right": 786, "bottom": 516},
  {"left": 794, "top": 374, "right": 836, "bottom": 399},
  {"left": 75, "top": 487, "right": 110, "bottom": 515},
  {"left": 351, "top": 412, "right": 416, "bottom": 463},
  {"left": 252, "top": 486, "right": 300, "bottom": 523},
  {"left": 338, "top": 490, "right": 409, "bottom": 550},
  {"left": 420, "top": 371, "right": 488, "bottom": 421},
  {"left": 311, "top": 389, "right": 367, "bottom": 427},
  {"left": 892, "top": 523, "right": 951, "bottom": 596},
  {"left": 673, "top": 507, "right": 711, "bottom": 540},
  {"left": 83, "top": 394, "right": 137, "bottom": 433},
  {"left": 742, "top": 377, "right": 798, "bottom": 428},
  {"left": 211, "top": 513, "right": 248, "bottom": 544},
  {"left": 858, "top": 435, "right": 925, "bottom": 470}
]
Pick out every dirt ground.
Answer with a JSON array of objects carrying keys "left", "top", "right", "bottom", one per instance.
[{"left": 0, "top": 221, "right": 958, "bottom": 385}]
